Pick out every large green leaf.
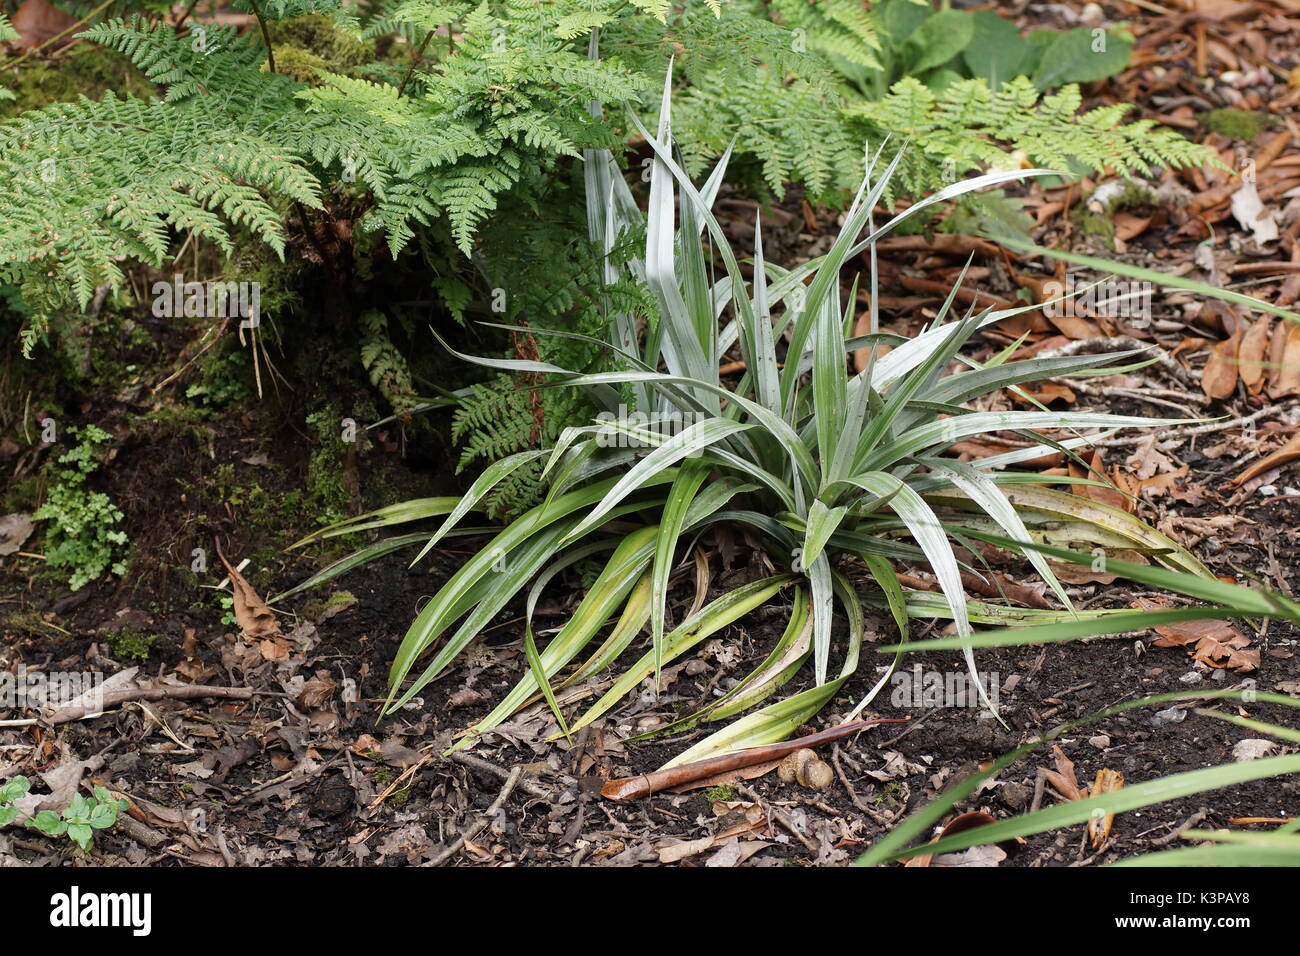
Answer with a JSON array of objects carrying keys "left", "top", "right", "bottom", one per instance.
[
  {"left": 962, "top": 10, "right": 1032, "bottom": 89},
  {"left": 904, "top": 9, "right": 974, "bottom": 75},
  {"left": 1031, "top": 27, "right": 1132, "bottom": 90}
]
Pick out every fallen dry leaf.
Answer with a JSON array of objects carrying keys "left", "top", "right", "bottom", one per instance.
[
  {"left": 1126, "top": 435, "right": 1179, "bottom": 480},
  {"left": 1181, "top": 0, "right": 1254, "bottom": 18},
  {"left": 1230, "top": 431, "right": 1300, "bottom": 486},
  {"left": 214, "top": 538, "right": 288, "bottom": 660},
  {"left": 1134, "top": 464, "right": 1190, "bottom": 500},
  {"left": 1071, "top": 449, "right": 1130, "bottom": 512},
  {"left": 932, "top": 844, "right": 1007, "bottom": 867},
  {"left": 0, "top": 512, "right": 34, "bottom": 556},
  {"left": 1238, "top": 317, "right": 1272, "bottom": 393},
  {"left": 296, "top": 671, "right": 339, "bottom": 710},
  {"left": 705, "top": 840, "right": 770, "bottom": 867},
  {"left": 1202, "top": 326, "right": 1242, "bottom": 399},
  {"left": 9, "top": 0, "right": 78, "bottom": 50},
  {"left": 1010, "top": 381, "right": 1076, "bottom": 406},
  {"left": 658, "top": 836, "right": 716, "bottom": 864},
  {"left": 1114, "top": 211, "right": 1153, "bottom": 241},
  {"left": 1049, "top": 547, "right": 1149, "bottom": 584},
  {"left": 904, "top": 810, "right": 1001, "bottom": 867},
  {"left": 1087, "top": 769, "right": 1124, "bottom": 849},
  {"left": 215, "top": 542, "right": 278, "bottom": 636},
  {"left": 1042, "top": 744, "right": 1085, "bottom": 801},
  {"left": 1232, "top": 739, "right": 1276, "bottom": 762},
  {"left": 1268, "top": 319, "right": 1300, "bottom": 398},
  {"left": 1135, "top": 598, "right": 1259, "bottom": 671},
  {"left": 1231, "top": 180, "right": 1279, "bottom": 245}
]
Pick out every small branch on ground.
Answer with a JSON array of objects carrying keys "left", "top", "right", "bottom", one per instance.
[
  {"left": 0, "top": 684, "right": 255, "bottom": 728},
  {"left": 427, "top": 766, "right": 522, "bottom": 866},
  {"left": 1093, "top": 398, "right": 1300, "bottom": 448},
  {"left": 447, "top": 752, "right": 552, "bottom": 799},
  {"left": 1034, "top": 336, "right": 1193, "bottom": 385}
]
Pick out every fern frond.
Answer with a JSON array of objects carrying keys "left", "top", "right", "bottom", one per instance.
[
  {"left": 847, "top": 76, "right": 1214, "bottom": 202},
  {"left": 0, "top": 91, "right": 320, "bottom": 307}
]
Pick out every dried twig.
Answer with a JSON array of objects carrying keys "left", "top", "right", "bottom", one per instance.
[
  {"left": 427, "top": 766, "right": 522, "bottom": 866},
  {"left": 1093, "top": 399, "right": 1300, "bottom": 448},
  {"left": 448, "top": 751, "right": 551, "bottom": 799},
  {"left": 0, "top": 683, "right": 255, "bottom": 728},
  {"left": 737, "top": 783, "right": 819, "bottom": 854},
  {"left": 1151, "top": 807, "right": 1212, "bottom": 846}
]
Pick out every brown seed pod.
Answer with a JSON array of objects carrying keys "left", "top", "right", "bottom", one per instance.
[{"left": 778, "top": 748, "right": 817, "bottom": 783}]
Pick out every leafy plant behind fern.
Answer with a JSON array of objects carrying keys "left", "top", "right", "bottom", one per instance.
[{"left": 672, "top": 0, "right": 1212, "bottom": 204}]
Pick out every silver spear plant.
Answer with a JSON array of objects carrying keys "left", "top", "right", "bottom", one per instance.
[{"left": 296, "top": 66, "right": 1212, "bottom": 764}]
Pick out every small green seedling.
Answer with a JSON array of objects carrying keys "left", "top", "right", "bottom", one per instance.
[
  {"left": 0, "top": 775, "right": 29, "bottom": 826},
  {"left": 1, "top": 777, "right": 130, "bottom": 851}
]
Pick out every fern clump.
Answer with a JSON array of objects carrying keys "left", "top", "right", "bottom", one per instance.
[
  {"left": 0, "top": 4, "right": 652, "bottom": 339},
  {"left": 672, "top": 1, "right": 1212, "bottom": 203}
]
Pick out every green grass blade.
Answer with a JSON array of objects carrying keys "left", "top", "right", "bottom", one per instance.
[
  {"left": 855, "top": 690, "right": 1300, "bottom": 865},
  {"left": 997, "top": 236, "right": 1300, "bottom": 323},
  {"left": 848, "top": 553, "right": 910, "bottom": 719},
  {"left": 408, "top": 448, "right": 547, "bottom": 566},
  {"left": 660, "top": 678, "right": 849, "bottom": 769},
  {"left": 288, "top": 497, "right": 462, "bottom": 549},
  {"left": 844, "top": 471, "right": 995, "bottom": 715},
  {"left": 565, "top": 574, "right": 795, "bottom": 735},
  {"left": 807, "top": 549, "right": 835, "bottom": 685},
  {"left": 384, "top": 474, "right": 676, "bottom": 710},
  {"left": 650, "top": 461, "right": 709, "bottom": 679},
  {"left": 630, "top": 586, "right": 811, "bottom": 738},
  {"left": 748, "top": 211, "right": 781, "bottom": 412},
  {"left": 802, "top": 498, "right": 847, "bottom": 567},
  {"left": 922, "top": 458, "right": 1073, "bottom": 613},
  {"left": 962, "top": 530, "right": 1283, "bottom": 612},
  {"left": 557, "top": 571, "right": 654, "bottom": 691},
  {"left": 876, "top": 607, "right": 1251, "bottom": 653},
  {"left": 887, "top": 753, "right": 1300, "bottom": 860},
  {"left": 458, "top": 526, "right": 659, "bottom": 744},
  {"left": 563, "top": 418, "right": 753, "bottom": 543},
  {"left": 524, "top": 621, "right": 571, "bottom": 740},
  {"left": 861, "top": 410, "right": 1188, "bottom": 472}
]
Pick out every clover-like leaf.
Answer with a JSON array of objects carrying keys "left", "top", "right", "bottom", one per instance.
[
  {"left": 32, "top": 810, "right": 68, "bottom": 836},
  {"left": 0, "top": 776, "right": 31, "bottom": 803},
  {"left": 67, "top": 823, "right": 93, "bottom": 850}
]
